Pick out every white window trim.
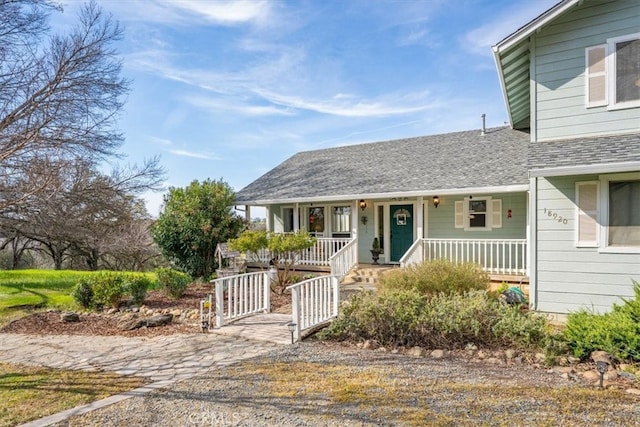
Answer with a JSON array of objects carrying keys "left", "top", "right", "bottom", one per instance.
[
  {"left": 463, "top": 196, "right": 494, "bottom": 231},
  {"left": 598, "top": 172, "right": 640, "bottom": 254},
  {"left": 575, "top": 181, "right": 600, "bottom": 248},
  {"left": 606, "top": 32, "right": 640, "bottom": 111}
]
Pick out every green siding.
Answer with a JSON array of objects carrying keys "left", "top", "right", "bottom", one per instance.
[
  {"left": 532, "top": 0, "right": 640, "bottom": 141},
  {"left": 535, "top": 176, "right": 640, "bottom": 314},
  {"left": 428, "top": 193, "right": 526, "bottom": 239}
]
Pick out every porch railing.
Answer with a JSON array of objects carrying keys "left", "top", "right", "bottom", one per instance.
[
  {"left": 401, "top": 238, "right": 527, "bottom": 276},
  {"left": 288, "top": 275, "right": 340, "bottom": 342},
  {"left": 329, "top": 237, "right": 358, "bottom": 278},
  {"left": 212, "top": 271, "right": 271, "bottom": 328},
  {"left": 253, "top": 237, "right": 352, "bottom": 267}
]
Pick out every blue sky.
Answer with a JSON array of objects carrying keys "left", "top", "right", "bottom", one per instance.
[{"left": 54, "top": 0, "right": 558, "bottom": 217}]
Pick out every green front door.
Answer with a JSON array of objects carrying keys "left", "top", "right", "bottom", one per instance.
[{"left": 390, "top": 204, "right": 413, "bottom": 262}]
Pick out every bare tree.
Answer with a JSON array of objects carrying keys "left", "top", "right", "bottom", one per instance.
[{"left": 0, "top": 0, "right": 129, "bottom": 212}]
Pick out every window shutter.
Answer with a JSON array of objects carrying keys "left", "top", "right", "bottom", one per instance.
[
  {"left": 586, "top": 45, "right": 607, "bottom": 107},
  {"left": 491, "top": 199, "right": 502, "bottom": 229},
  {"left": 454, "top": 201, "right": 464, "bottom": 229},
  {"left": 576, "top": 182, "right": 599, "bottom": 247}
]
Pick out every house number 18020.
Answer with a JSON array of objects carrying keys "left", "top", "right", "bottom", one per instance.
[{"left": 543, "top": 208, "right": 568, "bottom": 225}]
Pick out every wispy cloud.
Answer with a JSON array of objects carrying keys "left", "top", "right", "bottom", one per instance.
[
  {"left": 462, "top": 0, "right": 558, "bottom": 56},
  {"left": 184, "top": 95, "right": 295, "bottom": 117},
  {"left": 168, "top": 149, "right": 220, "bottom": 160}
]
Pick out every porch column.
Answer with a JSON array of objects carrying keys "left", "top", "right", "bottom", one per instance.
[
  {"left": 245, "top": 205, "right": 251, "bottom": 222},
  {"left": 416, "top": 196, "right": 424, "bottom": 239},
  {"left": 293, "top": 202, "right": 300, "bottom": 231},
  {"left": 352, "top": 199, "right": 358, "bottom": 238},
  {"left": 265, "top": 206, "right": 271, "bottom": 232}
]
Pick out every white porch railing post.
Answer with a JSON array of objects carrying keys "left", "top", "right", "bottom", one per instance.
[
  {"left": 332, "top": 275, "right": 339, "bottom": 316},
  {"left": 291, "top": 285, "right": 301, "bottom": 342},
  {"left": 264, "top": 271, "right": 271, "bottom": 313},
  {"left": 215, "top": 279, "right": 224, "bottom": 328}
]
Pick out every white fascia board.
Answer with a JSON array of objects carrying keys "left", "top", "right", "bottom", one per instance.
[
  {"left": 492, "top": 48, "right": 515, "bottom": 129},
  {"left": 492, "top": 0, "right": 580, "bottom": 54},
  {"left": 238, "top": 184, "right": 530, "bottom": 206},
  {"left": 529, "top": 162, "right": 640, "bottom": 178}
]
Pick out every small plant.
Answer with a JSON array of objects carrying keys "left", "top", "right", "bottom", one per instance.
[
  {"left": 91, "top": 272, "right": 126, "bottom": 309},
  {"left": 124, "top": 275, "right": 153, "bottom": 306},
  {"left": 564, "top": 280, "right": 640, "bottom": 362},
  {"left": 378, "top": 259, "right": 489, "bottom": 296},
  {"left": 370, "top": 238, "right": 381, "bottom": 265},
  {"left": 155, "top": 267, "right": 191, "bottom": 299},
  {"left": 70, "top": 278, "right": 94, "bottom": 308}
]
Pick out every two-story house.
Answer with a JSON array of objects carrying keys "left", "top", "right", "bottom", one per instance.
[
  {"left": 493, "top": 0, "right": 640, "bottom": 315},
  {"left": 235, "top": 0, "right": 639, "bottom": 316}
]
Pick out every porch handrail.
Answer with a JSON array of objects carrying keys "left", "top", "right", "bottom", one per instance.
[
  {"left": 252, "top": 237, "right": 352, "bottom": 267},
  {"left": 399, "top": 238, "right": 424, "bottom": 268},
  {"left": 329, "top": 237, "right": 358, "bottom": 278},
  {"left": 288, "top": 274, "right": 340, "bottom": 342},
  {"left": 211, "top": 271, "right": 271, "bottom": 328},
  {"left": 402, "top": 238, "right": 527, "bottom": 276}
]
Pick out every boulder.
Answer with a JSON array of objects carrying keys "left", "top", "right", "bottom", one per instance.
[
  {"left": 60, "top": 312, "right": 80, "bottom": 323},
  {"left": 430, "top": 349, "right": 447, "bottom": 359},
  {"left": 408, "top": 346, "right": 425, "bottom": 357},
  {"left": 118, "top": 313, "right": 173, "bottom": 330}
]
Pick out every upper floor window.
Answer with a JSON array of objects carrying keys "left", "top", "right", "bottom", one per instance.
[{"left": 586, "top": 33, "right": 640, "bottom": 110}]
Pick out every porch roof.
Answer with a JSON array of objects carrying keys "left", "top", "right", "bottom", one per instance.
[
  {"left": 528, "top": 133, "right": 640, "bottom": 177},
  {"left": 235, "top": 126, "right": 530, "bottom": 205}
]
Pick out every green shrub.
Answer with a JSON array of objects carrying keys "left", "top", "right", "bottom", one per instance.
[
  {"left": 70, "top": 278, "right": 94, "bottom": 308},
  {"left": 378, "top": 259, "right": 489, "bottom": 296},
  {"left": 155, "top": 267, "right": 191, "bottom": 299},
  {"left": 124, "top": 275, "right": 152, "bottom": 306},
  {"left": 320, "top": 289, "right": 548, "bottom": 350},
  {"left": 91, "top": 272, "right": 126, "bottom": 309}
]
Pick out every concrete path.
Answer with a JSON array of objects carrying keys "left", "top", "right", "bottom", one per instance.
[{"left": 1, "top": 313, "right": 291, "bottom": 427}]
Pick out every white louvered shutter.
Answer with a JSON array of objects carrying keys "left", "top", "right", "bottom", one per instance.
[
  {"left": 586, "top": 45, "right": 607, "bottom": 107},
  {"left": 454, "top": 201, "right": 464, "bottom": 229},
  {"left": 491, "top": 199, "right": 502, "bottom": 229},
  {"left": 576, "top": 182, "right": 599, "bottom": 247}
]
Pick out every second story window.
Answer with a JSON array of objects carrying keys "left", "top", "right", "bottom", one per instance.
[{"left": 586, "top": 33, "right": 640, "bottom": 110}]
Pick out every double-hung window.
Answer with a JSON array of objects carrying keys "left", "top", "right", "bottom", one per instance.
[
  {"left": 454, "top": 197, "right": 502, "bottom": 231},
  {"left": 586, "top": 33, "right": 640, "bottom": 109},
  {"left": 576, "top": 174, "right": 640, "bottom": 252},
  {"left": 331, "top": 206, "right": 351, "bottom": 237}
]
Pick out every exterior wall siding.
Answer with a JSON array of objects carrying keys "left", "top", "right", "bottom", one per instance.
[
  {"left": 533, "top": 0, "right": 640, "bottom": 141},
  {"left": 535, "top": 176, "right": 640, "bottom": 314}
]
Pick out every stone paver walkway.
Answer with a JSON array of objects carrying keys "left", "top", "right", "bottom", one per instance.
[{"left": 1, "top": 313, "right": 291, "bottom": 427}]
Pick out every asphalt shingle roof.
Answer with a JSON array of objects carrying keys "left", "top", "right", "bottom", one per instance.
[
  {"left": 235, "top": 127, "right": 530, "bottom": 204},
  {"left": 528, "top": 133, "right": 640, "bottom": 171}
]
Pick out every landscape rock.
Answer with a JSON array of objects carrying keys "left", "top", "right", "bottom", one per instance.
[
  {"left": 626, "top": 388, "right": 640, "bottom": 396},
  {"left": 504, "top": 349, "right": 516, "bottom": 361},
  {"left": 408, "top": 346, "right": 425, "bottom": 357},
  {"left": 118, "top": 313, "right": 174, "bottom": 331},
  {"left": 362, "top": 340, "right": 377, "bottom": 350},
  {"left": 430, "top": 349, "right": 447, "bottom": 359},
  {"left": 106, "top": 308, "right": 119, "bottom": 315},
  {"left": 485, "top": 357, "right": 503, "bottom": 365},
  {"left": 60, "top": 312, "right": 80, "bottom": 323},
  {"left": 476, "top": 350, "right": 488, "bottom": 360},
  {"left": 582, "top": 370, "right": 600, "bottom": 381},
  {"left": 591, "top": 350, "right": 612, "bottom": 365}
]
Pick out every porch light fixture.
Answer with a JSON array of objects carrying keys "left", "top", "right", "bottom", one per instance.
[
  {"left": 286, "top": 322, "right": 297, "bottom": 345},
  {"left": 432, "top": 196, "right": 440, "bottom": 208},
  {"left": 359, "top": 199, "right": 367, "bottom": 211}
]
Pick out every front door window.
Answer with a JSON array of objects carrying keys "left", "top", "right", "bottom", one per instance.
[{"left": 308, "top": 207, "right": 325, "bottom": 236}]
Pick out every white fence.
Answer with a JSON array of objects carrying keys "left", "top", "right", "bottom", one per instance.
[
  {"left": 253, "top": 238, "right": 352, "bottom": 267},
  {"left": 401, "top": 238, "right": 527, "bottom": 276},
  {"left": 212, "top": 271, "right": 271, "bottom": 328},
  {"left": 329, "top": 237, "right": 358, "bottom": 278},
  {"left": 288, "top": 275, "right": 340, "bottom": 342}
]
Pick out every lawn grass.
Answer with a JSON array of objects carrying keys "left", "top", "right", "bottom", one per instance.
[
  {"left": 0, "top": 270, "right": 157, "bottom": 326},
  {"left": 0, "top": 362, "right": 147, "bottom": 427}
]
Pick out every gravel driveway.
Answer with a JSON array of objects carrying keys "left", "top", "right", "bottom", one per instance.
[{"left": 55, "top": 341, "right": 640, "bottom": 427}]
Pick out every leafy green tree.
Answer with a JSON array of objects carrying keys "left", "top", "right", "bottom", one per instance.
[
  {"left": 230, "top": 230, "right": 316, "bottom": 294},
  {"left": 152, "top": 179, "right": 245, "bottom": 278}
]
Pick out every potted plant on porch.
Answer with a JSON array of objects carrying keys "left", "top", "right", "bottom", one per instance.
[{"left": 370, "top": 237, "right": 381, "bottom": 265}]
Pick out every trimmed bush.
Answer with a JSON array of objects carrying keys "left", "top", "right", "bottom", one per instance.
[
  {"left": 70, "top": 278, "right": 94, "bottom": 308},
  {"left": 378, "top": 259, "right": 490, "bottom": 296},
  {"left": 124, "top": 275, "right": 153, "bottom": 306},
  {"left": 564, "top": 282, "right": 640, "bottom": 362},
  {"left": 91, "top": 272, "right": 126, "bottom": 308},
  {"left": 320, "top": 289, "right": 547, "bottom": 350},
  {"left": 155, "top": 267, "right": 191, "bottom": 299}
]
